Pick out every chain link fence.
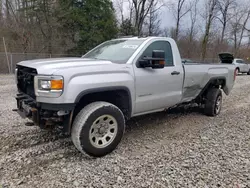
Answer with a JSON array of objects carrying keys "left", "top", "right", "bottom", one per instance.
[{"left": 0, "top": 53, "right": 80, "bottom": 74}]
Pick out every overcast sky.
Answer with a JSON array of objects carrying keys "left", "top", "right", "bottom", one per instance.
[{"left": 113, "top": 0, "right": 250, "bottom": 34}]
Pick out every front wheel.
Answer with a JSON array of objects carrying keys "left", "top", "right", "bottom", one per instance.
[
  {"left": 71, "top": 102, "right": 125, "bottom": 157},
  {"left": 204, "top": 88, "right": 222, "bottom": 117}
]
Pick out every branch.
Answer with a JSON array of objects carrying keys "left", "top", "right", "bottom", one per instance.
[
  {"left": 150, "top": 4, "right": 165, "bottom": 14},
  {"left": 35, "top": 12, "right": 47, "bottom": 39},
  {"left": 215, "top": 16, "right": 224, "bottom": 24},
  {"left": 179, "top": 8, "right": 190, "bottom": 19},
  {"left": 142, "top": 0, "right": 155, "bottom": 21},
  {"left": 244, "top": 26, "right": 250, "bottom": 32}
]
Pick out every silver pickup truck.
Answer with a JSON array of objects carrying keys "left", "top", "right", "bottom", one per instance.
[{"left": 14, "top": 37, "right": 236, "bottom": 157}]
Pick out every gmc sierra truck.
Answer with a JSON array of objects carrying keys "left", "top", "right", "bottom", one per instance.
[{"left": 14, "top": 37, "right": 236, "bottom": 157}]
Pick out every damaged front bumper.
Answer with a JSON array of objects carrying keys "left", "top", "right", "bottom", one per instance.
[{"left": 14, "top": 93, "right": 75, "bottom": 133}]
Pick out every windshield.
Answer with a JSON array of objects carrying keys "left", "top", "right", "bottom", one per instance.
[{"left": 83, "top": 39, "right": 146, "bottom": 64}]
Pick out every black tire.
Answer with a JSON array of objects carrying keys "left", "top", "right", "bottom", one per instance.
[
  {"left": 204, "top": 88, "right": 222, "bottom": 117},
  {"left": 247, "top": 69, "right": 250, "bottom": 75},
  {"left": 71, "top": 101, "right": 125, "bottom": 157}
]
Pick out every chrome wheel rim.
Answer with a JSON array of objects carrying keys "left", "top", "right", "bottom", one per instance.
[
  {"left": 89, "top": 115, "right": 118, "bottom": 148},
  {"left": 215, "top": 96, "right": 222, "bottom": 114}
]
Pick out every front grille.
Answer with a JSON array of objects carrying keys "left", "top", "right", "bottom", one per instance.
[{"left": 16, "top": 65, "right": 37, "bottom": 98}]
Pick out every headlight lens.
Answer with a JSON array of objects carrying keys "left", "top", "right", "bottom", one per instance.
[
  {"left": 39, "top": 80, "right": 51, "bottom": 90},
  {"left": 34, "top": 76, "right": 64, "bottom": 97}
]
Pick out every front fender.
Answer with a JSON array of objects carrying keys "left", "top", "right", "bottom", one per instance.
[{"left": 36, "top": 65, "right": 136, "bottom": 115}]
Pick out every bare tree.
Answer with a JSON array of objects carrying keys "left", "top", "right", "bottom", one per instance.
[
  {"left": 115, "top": 0, "right": 135, "bottom": 23},
  {"left": 0, "top": 0, "right": 3, "bottom": 20},
  {"left": 115, "top": 0, "right": 125, "bottom": 24},
  {"left": 132, "top": 0, "right": 155, "bottom": 36},
  {"left": 1, "top": 0, "right": 59, "bottom": 54},
  {"left": 144, "top": 0, "right": 163, "bottom": 36},
  {"left": 201, "top": 0, "right": 218, "bottom": 60},
  {"left": 230, "top": 5, "right": 250, "bottom": 56},
  {"left": 244, "top": 23, "right": 250, "bottom": 47},
  {"left": 186, "top": 0, "right": 199, "bottom": 57},
  {"left": 3, "top": 0, "right": 32, "bottom": 53},
  {"left": 128, "top": 0, "right": 135, "bottom": 22},
  {"left": 161, "top": 27, "right": 175, "bottom": 38},
  {"left": 237, "top": 10, "right": 250, "bottom": 55},
  {"left": 230, "top": 9, "right": 244, "bottom": 55},
  {"left": 216, "top": 0, "right": 236, "bottom": 44},
  {"left": 171, "top": 0, "right": 190, "bottom": 41},
  {"left": 115, "top": 0, "right": 161, "bottom": 36}
]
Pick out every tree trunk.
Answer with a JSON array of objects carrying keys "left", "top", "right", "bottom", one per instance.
[
  {"left": 201, "top": 0, "right": 217, "bottom": 60},
  {"left": 221, "top": 22, "right": 226, "bottom": 44},
  {"left": 234, "top": 32, "right": 237, "bottom": 56},
  {"left": 202, "top": 18, "right": 212, "bottom": 61},
  {"left": 175, "top": 18, "right": 180, "bottom": 41}
]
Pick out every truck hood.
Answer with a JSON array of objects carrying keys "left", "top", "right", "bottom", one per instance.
[{"left": 17, "top": 57, "right": 113, "bottom": 74}]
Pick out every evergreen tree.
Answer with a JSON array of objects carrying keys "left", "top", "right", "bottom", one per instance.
[
  {"left": 58, "top": 0, "right": 118, "bottom": 55},
  {"left": 119, "top": 19, "right": 135, "bottom": 36}
]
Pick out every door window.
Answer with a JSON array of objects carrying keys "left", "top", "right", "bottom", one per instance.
[{"left": 140, "top": 41, "right": 174, "bottom": 66}]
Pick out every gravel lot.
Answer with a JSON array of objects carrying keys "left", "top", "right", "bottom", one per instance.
[{"left": 0, "top": 74, "right": 250, "bottom": 188}]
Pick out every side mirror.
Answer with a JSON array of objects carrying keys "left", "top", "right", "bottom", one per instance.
[{"left": 139, "top": 50, "right": 165, "bottom": 69}]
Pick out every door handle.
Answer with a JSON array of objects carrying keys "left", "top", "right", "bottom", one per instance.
[{"left": 171, "top": 71, "right": 180, "bottom": 75}]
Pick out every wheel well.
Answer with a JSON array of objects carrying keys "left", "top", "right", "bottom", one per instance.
[
  {"left": 74, "top": 89, "right": 132, "bottom": 120},
  {"left": 196, "top": 78, "right": 226, "bottom": 103}
]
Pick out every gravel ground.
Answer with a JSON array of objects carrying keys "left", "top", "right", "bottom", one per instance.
[{"left": 0, "top": 74, "right": 250, "bottom": 188}]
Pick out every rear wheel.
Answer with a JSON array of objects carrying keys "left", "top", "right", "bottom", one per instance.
[
  {"left": 235, "top": 68, "right": 239, "bottom": 75},
  {"left": 71, "top": 102, "right": 125, "bottom": 157},
  {"left": 204, "top": 88, "right": 222, "bottom": 117},
  {"left": 247, "top": 69, "right": 250, "bottom": 75}
]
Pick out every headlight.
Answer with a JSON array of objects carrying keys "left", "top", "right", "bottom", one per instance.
[
  {"left": 34, "top": 75, "right": 64, "bottom": 97},
  {"left": 39, "top": 80, "right": 51, "bottom": 90}
]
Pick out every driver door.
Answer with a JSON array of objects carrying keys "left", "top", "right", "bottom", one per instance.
[{"left": 133, "top": 40, "right": 184, "bottom": 115}]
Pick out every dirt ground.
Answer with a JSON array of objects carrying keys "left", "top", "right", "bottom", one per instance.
[{"left": 0, "top": 74, "right": 249, "bottom": 188}]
